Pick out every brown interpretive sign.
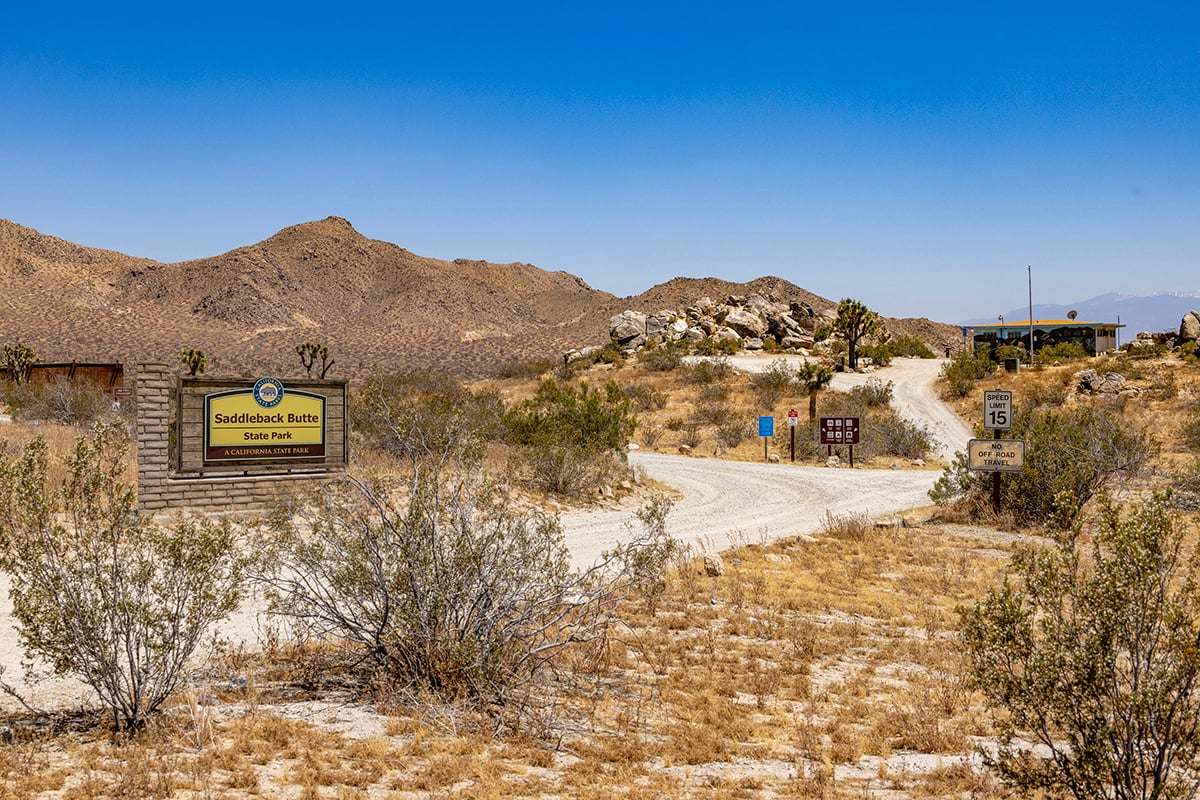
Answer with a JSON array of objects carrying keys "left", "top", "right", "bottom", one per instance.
[{"left": 819, "top": 416, "right": 860, "bottom": 445}]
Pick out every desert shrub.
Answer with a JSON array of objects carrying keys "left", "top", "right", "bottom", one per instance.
[
  {"left": 888, "top": 336, "right": 937, "bottom": 358},
  {"left": 694, "top": 336, "right": 740, "bottom": 356},
  {"left": 351, "top": 371, "right": 504, "bottom": 471},
  {"left": 3, "top": 377, "right": 118, "bottom": 426},
  {"left": 0, "top": 423, "right": 246, "bottom": 730},
  {"left": 813, "top": 324, "right": 833, "bottom": 342},
  {"left": 681, "top": 356, "right": 733, "bottom": 385},
  {"left": 623, "top": 382, "right": 667, "bottom": 412},
  {"left": 872, "top": 414, "right": 933, "bottom": 459},
  {"left": 856, "top": 342, "right": 892, "bottom": 366},
  {"left": 695, "top": 396, "right": 732, "bottom": 427},
  {"left": 678, "top": 424, "right": 704, "bottom": 449},
  {"left": 848, "top": 378, "right": 893, "bottom": 408},
  {"left": 994, "top": 343, "right": 1026, "bottom": 363},
  {"left": 932, "top": 403, "right": 1156, "bottom": 524},
  {"left": 1181, "top": 405, "right": 1200, "bottom": 452},
  {"left": 716, "top": 419, "right": 751, "bottom": 448},
  {"left": 495, "top": 356, "right": 556, "bottom": 380},
  {"left": 751, "top": 359, "right": 799, "bottom": 406},
  {"left": 1122, "top": 340, "right": 1170, "bottom": 359},
  {"left": 1180, "top": 340, "right": 1198, "bottom": 360},
  {"left": 504, "top": 379, "right": 636, "bottom": 496},
  {"left": 1033, "top": 341, "right": 1088, "bottom": 365},
  {"left": 961, "top": 492, "right": 1200, "bottom": 799},
  {"left": 0, "top": 342, "right": 38, "bottom": 383},
  {"left": 940, "top": 346, "right": 995, "bottom": 398},
  {"left": 259, "top": 473, "right": 676, "bottom": 710},
  {"left": 638, "top": 338, "right": 689, "bottom": 372},
  {"left": 761, "top": 336, "right": 782, "bottom": 352}
]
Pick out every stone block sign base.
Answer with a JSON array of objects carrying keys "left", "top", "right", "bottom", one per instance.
[{"left": 135, "top": 363, "right": 335, "bottom": 512}]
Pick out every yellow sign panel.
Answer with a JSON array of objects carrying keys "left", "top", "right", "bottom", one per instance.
[
  {"left": 967, "top": 438, "right": 1026, "bottom": 473},
  {"left": 205, "top": 379, "right": 326, "bottom": 461}
]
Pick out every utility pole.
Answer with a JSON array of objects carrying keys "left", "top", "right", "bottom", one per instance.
[{"left": 1027, "top": 264, "right": 1035, "bottom": 364}]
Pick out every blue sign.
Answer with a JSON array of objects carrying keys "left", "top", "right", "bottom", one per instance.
[{"left": 758, "top": 415, "right": 774, "bottom": 437}]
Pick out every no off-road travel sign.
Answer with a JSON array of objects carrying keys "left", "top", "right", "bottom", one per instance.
[{"left": 967, "top": 438, "right": 1026, "bottom": 472}]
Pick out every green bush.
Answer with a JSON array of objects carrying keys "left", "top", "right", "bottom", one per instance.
[
  {"left": 681, "top": 357, "right": 733, "bottom": 385},
  {"left": 638, "top": 338, "right": 689, "bottom": 372},
  {"left": 504, "top": 379, "right": 637, "bottom": 496},
  {"left": 1033, "top": 341, "right": 1089, "bottom": 365},
  {"left": 940, "top": 346, "right": 995, "bottom": 398},
  {"left": 995, "top": 343, "right": 1026, "bottom": 363},
  {"left": 750, "top": 359, "right": 799, "bottom": 406},
  {"left": 694, "top": 336, "right": 740, "bottom": 356},
  {"left": 848, "top": 378, "right": 894, "bottom": 408},
  {"left": 351, "top": 371, "right": 503, "bottom": 471},
  {"left": 261, "top": 473, "right": 677, "bottom": 712},
  {"left": 932, "top": 403, "right": 1157, "bottom": 524},
  {"left": 961, "top": 492, "right": 1200, "bottom": 799},
  {"left": 0, "top": 423, "right": 246, "bottom": 730}
]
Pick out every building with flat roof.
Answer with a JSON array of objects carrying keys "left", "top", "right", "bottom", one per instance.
[{"left": 971, "top": 320, "right": 1124, "bottom": 356}]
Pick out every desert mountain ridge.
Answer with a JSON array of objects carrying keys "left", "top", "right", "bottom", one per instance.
[{"left": 0, "top": 217, "right": 958, "bottom": 379}]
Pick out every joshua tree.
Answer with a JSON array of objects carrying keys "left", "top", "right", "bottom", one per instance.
[
  {"left": 834, "top": 298, "right": 882, "bottom": 370},
  {"left": 296, "top": 342, "right": 334, "bottom": 379},
  {"left": 180, "top": 348, "right": 207, "bottom": 376},
  {"left": 1, "top": 342, "right": 39, "bottom": 383},
  {"left": 800, "top": 360, "right": 834, "bottom": 420}
]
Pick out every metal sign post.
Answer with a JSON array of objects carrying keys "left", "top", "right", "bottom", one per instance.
[
  {"left": 819, "top": 416, "right": 860, "bottom": 467},
  {"left": 971, "top": 390, "right": 1024, "bottom": 514},
  {"left": 758, "top": 415, "right": 774, "bottom": 461},
  {"left": 787, "top": 408, "right": 799, "bottom": 462}
]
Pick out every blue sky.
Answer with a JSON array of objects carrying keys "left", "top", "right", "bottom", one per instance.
[{"left": 3, "top": 2, "right": 1197, "bottom": 324}]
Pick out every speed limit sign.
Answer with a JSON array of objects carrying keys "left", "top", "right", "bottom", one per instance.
[{"left": 983, "top": 390, "right": 1013, "bottom": 431}]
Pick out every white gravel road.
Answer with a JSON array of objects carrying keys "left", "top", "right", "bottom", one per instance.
[{"left": 562, "top": 357, "right": 973, "bottom": 567}]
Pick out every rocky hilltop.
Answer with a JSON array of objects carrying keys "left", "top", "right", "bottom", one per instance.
[{"left": 0, "top": 217, "right": 959, "bottom": 379}]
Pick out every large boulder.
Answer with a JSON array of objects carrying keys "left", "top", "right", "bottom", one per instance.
[
  {"left": 1181, "top": 310, "right": 1200, "bottom": 342},
  {"left": 722, "top": 308, "right": 768, "bottom": 338},
  {"left": 609, "top": 310, "right": 648, "bottom": 344}
]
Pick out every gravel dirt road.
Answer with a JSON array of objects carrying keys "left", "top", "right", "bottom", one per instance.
[{"left": 562, "top": 357, "right": 973, "bottom": 566}]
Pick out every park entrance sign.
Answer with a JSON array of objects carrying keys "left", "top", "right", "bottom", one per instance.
[
  {"left": 177, "top": 375, "right": 348, "bottom": 473},
  {"left": 204, "top": 377, "right": 327, "bottom": 461}
]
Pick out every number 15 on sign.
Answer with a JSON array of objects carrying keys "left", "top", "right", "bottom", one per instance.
[{"left": 983, "top": 390, "right": 1012, "bottom": 431}]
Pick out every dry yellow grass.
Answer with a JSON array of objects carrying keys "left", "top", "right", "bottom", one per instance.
[{"left": 3, "top": 351, "right": 1199, "bottom": 798}]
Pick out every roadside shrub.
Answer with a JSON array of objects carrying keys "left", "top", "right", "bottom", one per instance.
[
  {"left": 848, "top": 378, "right": 893, "bottom": 408},
  {"left": 888, "top": 336, "right": 937, "bottom": 358},
  {"left": 681, "top": 356, "right": 733, "bottom": 385},
  {"left": 940, "top": 347, "right": 995, "bottom": 398},
  {"left": 872, "top": 414, "right": 933, "bottom": 460},
  {"left": 504, "top": 379, "right": 637, "bottom": 496},
  {"left": 351, "top": 371, "right": 504, "bottom": 471},
  {"left": 716, "top": 419, "right": 751, "bottom": 448},
  {"left": 496, "top": 356, "right": 556, "bottom": 380},
  {"left": 751, "top": 359, "right": 799, "bottom": 406},
  {"left": 931, "top": 402, "right": 1156, "bottom": 524},
  {"left": 961, "top": 492, "right": 1200, "bottom": 799},
  {"left": 3, "top": 377, "right": 118, "bottom": 426},
  {"left": 638, "top": 338, "right": 689, "bottom": 372},
  {"left": 995, "top": 343, "right": 1026, "bottom": 363},
  {"left": 694, "top": 336, "right": 740, "bottom": 356},
  {"left": 1033, "top": 341, "right": 1088, "bottom": 365},
  {"left": 259, "top": 473, "right": 677, "bottom": 712},
  {"left": 624, "top": 382, "right": 668, "bottom": 412},
  {"left": 856, "top": 342, "right": 893, "bottom": 366},
  {"left": 0, "top": 423, "right": 246, "bottom": 730}
]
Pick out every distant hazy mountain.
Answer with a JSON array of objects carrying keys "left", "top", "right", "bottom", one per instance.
[{"left": 962, "top": 292, "right": 1200, "bottom": 339}]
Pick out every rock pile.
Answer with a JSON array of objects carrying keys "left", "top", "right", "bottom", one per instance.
[
  {"left": 1181, "top": 310, "right": 1200, "bottom": 342},
  {"left": 608, "top": 294, "right": 833, "bottom": 356},
  {"left": 1077, "top": 369, "right": 1132, "bottom": 395}
]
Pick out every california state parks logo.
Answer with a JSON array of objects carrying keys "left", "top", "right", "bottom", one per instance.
[{"left": 252, "top": 377, "right": 285, "bottom": 409}]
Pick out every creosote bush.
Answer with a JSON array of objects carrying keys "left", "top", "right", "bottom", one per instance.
[
  {"left": 259, "top": 471, "right": 676, "bottom": 714},
  {"left": 0, "top": 423, "right": 247, "bottom": 730},
  {"left": 504, "top": 378, "right": 637, "bottom": 497},
  {"left": 932, "top": 402, "right": 1155, "bottom": 524},
  {"left": 961, "top": 492, "right": 1200, "bottom": 799},
  {"left": 940, "top": 346, "right": 995, "bottom": 398}
]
